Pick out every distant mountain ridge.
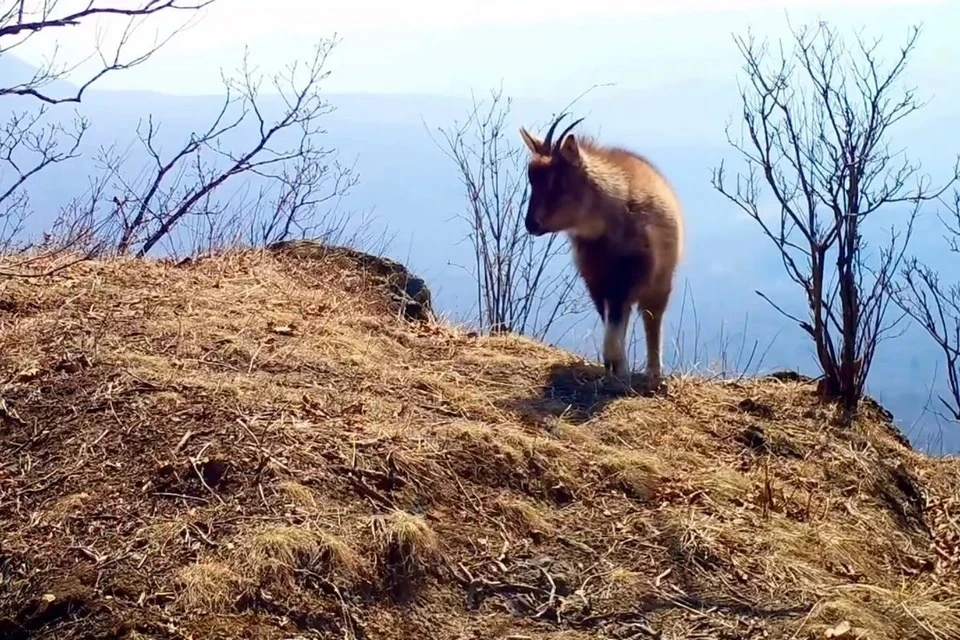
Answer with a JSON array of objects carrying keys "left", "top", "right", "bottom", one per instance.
[{"left": 0, "top": 53, "right": 957, "bottom": 452}]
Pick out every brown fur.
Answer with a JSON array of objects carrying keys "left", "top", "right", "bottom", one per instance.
[{"left": 519, "top": 115, "right": 685, "bottom": 384}]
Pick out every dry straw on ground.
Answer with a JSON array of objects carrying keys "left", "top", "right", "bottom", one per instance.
[{"left": 0, "top": 243, "right": 958, "bottom": 639}]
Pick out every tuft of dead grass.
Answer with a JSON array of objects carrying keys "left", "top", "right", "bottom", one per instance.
[
  {"left": 0, "top": 246, "right": 957, "bottom": 640},
  {"left": 174, "top": 560, "right": 242, "bottom": 613},
  {"left": 493, "top": 496, "right": 553, "bottom": 537},
  {"left": 274, "top": 480, "right": 317, "bottom": 509},
  {"left": 368, "top": 510, "right": 441, "bottom": 579},
  {"left": 810, "top": 586, "right": 960, "bottom": 640},
  {"left": 237, "top": 525, "right": 362, "bottom": 591},
  {"left": 41, "top": 492, "right": 91, "bottom": 524},
  {"left": 598, "top": 449, "right": 665, "bottom": 501}
]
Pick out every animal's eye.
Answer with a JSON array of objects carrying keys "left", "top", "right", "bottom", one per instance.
[
  {"left": 538, "top": 172, "right": 556, "bottom": 196},
  {"left": 528, "top": 168, "right": 549, "bottom": 186}
]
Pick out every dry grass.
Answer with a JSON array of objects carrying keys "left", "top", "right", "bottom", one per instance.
[
  {"left": 493, "top": 495, "right": 553, "bottom": 537},
  {"left": 598, "top": 449, "right": 665, "bottom": 501},
  {"left": 274, "top": 479, "right": 317, "bottom": 509},
  {"left": 237, "top": 525, "right": 362, "bottom": 591},
  {"left": 0, "top": 244, "right": 958, "bottom": 640},
  {"left": 368, "top": 509, "right": 441, "bottom": 581},
  {"left": 174, "top": 560, "right": 242, "bottom": 612}
]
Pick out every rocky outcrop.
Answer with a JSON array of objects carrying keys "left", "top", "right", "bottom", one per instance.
[{"left": 267, "top": 239, "right": 435, "bottom": 323}]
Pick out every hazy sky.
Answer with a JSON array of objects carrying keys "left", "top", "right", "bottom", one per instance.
[{"left": 11, "top": 0, "right": 958, "bottom": 97}]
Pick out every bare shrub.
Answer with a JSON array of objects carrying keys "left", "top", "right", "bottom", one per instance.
[
  {"left": 93, "top": 42, "right": 358, "bottom": 259},
  {"left": 890, "top": 190, "right": 960, "bottom": 424},
  {"left": 430, "top": 86, "right": 587, "bottom": 339},
  {"left": 0, "top": 4, "right": 367, "bottom": 276},
  {"left": 0, "top": 1, "right": 216, "bottom": 273},
  {"left": 712, "top": 19, "right": 959, "bottom": 421}
]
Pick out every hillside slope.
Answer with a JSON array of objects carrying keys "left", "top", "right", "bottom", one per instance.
[{"left": 0, "top": 244, "right": 958, "bottom": 640}]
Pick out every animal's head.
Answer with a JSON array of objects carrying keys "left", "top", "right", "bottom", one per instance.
[{"left": 519, "top": 113, "right": 593, "bottom": 236}]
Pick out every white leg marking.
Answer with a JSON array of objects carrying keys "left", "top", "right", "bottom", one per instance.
[{"left": 602, "top": 302, "right": 630, "bottom": 378}]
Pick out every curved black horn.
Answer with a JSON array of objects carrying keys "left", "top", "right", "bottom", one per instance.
[
  {"left": 542, "top": 112, "right": 568, "bottom": 150},
  {"left": 553, "top": 117, "right": 585, "bottom": 152}
]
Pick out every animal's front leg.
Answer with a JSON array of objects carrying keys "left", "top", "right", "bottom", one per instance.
[{"left": 602, "top": 300, "right": 631, "bottom": 379}]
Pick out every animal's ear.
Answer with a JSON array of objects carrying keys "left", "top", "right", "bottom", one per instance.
[
  {"left": 559, "top": 133, "right": 581, "bottom": 164},
  {"left": 519, "top": 127, "right": 543, "bottom": 155}
]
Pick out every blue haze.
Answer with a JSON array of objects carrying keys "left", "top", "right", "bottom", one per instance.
[{"left": 3, "top": 4, "right": 960, "bottom": 453}]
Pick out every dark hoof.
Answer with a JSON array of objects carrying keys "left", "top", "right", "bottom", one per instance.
[
  {"left": 603, "top": 360, "right": 628, "bottom": 377},
  {"left": 641, "top": 372, "right": 668, "bottom": 394}
]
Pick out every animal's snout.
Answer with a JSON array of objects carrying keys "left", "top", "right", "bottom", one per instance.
[
  {"left": 525, "top": 215, "right": 543, "bottom": 235},
  {"left": 525, "top": 205, "right": 546, "bottom": 236}
]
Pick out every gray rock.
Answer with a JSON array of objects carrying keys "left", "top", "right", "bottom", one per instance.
[{"left": 266, "top": 239, "right": 435, "bottom": 323}]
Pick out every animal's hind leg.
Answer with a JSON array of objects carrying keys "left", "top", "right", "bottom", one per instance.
[
  {"left": 602, "top": 299, "right": 632, "bottom": 379},
  {"left": 639, "top": 292, "right": 668, "bottom": 386}
]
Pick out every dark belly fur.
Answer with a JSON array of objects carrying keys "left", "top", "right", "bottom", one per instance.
[{"left": 572, "top": 236, "right": 652, "bottom": 325}]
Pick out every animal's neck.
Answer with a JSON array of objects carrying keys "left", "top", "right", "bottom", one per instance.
[
  {"left": 567, "top": 146, "right": 636, "bottom": 243},
  {"left": 569, "top": 196, "right": 646, "bottom": 254},
  {"left": 579, "top": 146, "right": 629, "bottom": 200},
  {"left": 566, "top": 212, "right": 607, "bottom": 241}
]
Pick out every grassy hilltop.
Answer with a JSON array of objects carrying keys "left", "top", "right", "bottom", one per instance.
[{"left": 0, "top": 243, "right": 958, "bottom": 640}]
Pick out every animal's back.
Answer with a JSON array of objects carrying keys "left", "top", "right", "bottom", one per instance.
[{"left": 605, "top": 145, "right": 685, "bottom": 287}]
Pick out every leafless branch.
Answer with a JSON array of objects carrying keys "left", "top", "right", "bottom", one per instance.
[
  {"left": 711, "top": 18, "right": 959, "bottom": 422},
  {"left": 0, "top": 0, "right": 217, "bottom": 276},
  {"left": 890, "top": 190, "right": 960, "bottom": 422},
  {"left": 86, "top": 38, "right": 358, "bottom": 258},
  {"left": 0, "top": 1, "right": 214, "bottom": 105},
  {"left": 428, "top": 85, "right": 589, "bottom": 339}
]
